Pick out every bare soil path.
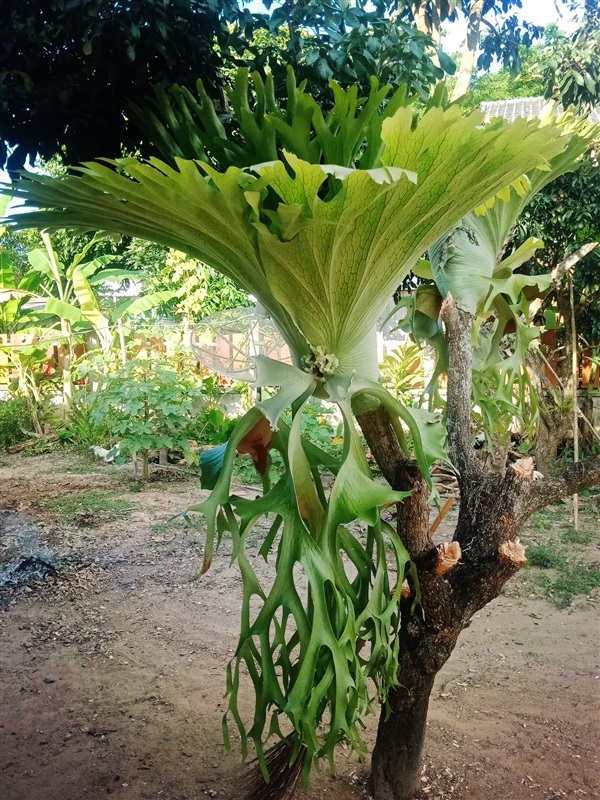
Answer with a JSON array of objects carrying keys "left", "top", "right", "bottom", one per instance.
[{"left": 1, "top": 451, "right": 599, "bottom": 800}]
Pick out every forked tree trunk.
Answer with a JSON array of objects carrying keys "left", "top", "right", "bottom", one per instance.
[{"left": 356, "top": 296, "right": 600, "bottom": 800}]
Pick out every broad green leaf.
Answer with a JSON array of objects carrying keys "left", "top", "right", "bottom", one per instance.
[
  {"left": 0, "top": 253, "right": 16, "bottom": 290},
  {"left": 412, "top": 259, "right": 433, "bottom": 280},
  {"left": 44, "top": 298, "right": 86, "bottom": 323},
  {"left": 0, "top": 192, "right": 11, "bottom": 222},
  {"left": 27, "top": 248, "right": 56, "bottom": 280},
  {"left": 430, "top": 111, "right": 598, "bottom": 315},
  {"left": 112, "top": 289, "right": 176, "bottom": 321},
  {"left": 327, "top": 405, "right": 411, "bottom": 531},
  {"left": 428, "top": 214, "right": 501, "bottom": 314},
  {"left": 87, "top": 267, "right": 140, "bottom": 285},
  {"left": 71, "top": 265, "right": 109, "bottom": 332},
  {"left": 79, "top": 255, "right": 123, "bottom": 280},
  {"left": 3, "top": 101, "right": 583, "bottom": 380}
]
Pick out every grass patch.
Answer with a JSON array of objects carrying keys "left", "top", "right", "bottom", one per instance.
[
  {"left": 561, "top": 526, "right": 596, "bottom": 545},
  {"left": 527, "top": 544, "right": 562, "bottom": 569},
  {"left": 150, "top": 517, "right": 186, "bottom": 536},
  {"left": 534, "top": 564, "right": 600, "bottom": 608},
  {"left": 47, "top": 490, "right": 134, "bottom": 524},
  {"left": 529, "top": 506, "right": 567, "bottom": 531}
]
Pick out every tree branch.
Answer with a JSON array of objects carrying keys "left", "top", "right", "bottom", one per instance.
[
  {"left": 517, "top": 456, "right": 600, "bottom": 520},
  {"left": 441, "top": 294, "right": 482, "bottom": 485},
  {"left": 529, "top": 242, "right": 598, "bottom": 320},
  {"left": 356, "top": 403, "right": 432, "bottom": 557},
  {"left": 355, "top": 402, "right": 408, "bottom": 487}
]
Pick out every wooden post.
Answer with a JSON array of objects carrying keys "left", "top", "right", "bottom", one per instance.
[
  {"left": 568, "top": 273, "right": 579, "bottom": 531},
  {"left": 117, "top": 318, "right": 127, "bottom": 366}
]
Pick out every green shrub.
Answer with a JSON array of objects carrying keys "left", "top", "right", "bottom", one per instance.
[
  {"left": 0, "top": 397, "right": 33, "bottom": 450},
  {"left": 89, "top": 358, "right": 206, "bottom": 479},
  {"left": 186, "top": 406, "right": 237, "bottom": 446},
  {"left": 526, "top": 543, "right": 561, "bottom": 569},
  {"left": 57, "top": 390, "right": 110, "bottom": 451}
]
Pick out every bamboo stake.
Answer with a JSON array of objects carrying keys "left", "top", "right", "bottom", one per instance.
[{"left": 568, "top": 273, "right": 579, "bottom": 531}]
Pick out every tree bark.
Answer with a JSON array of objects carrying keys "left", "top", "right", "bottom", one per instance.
[
  {"left": 371, "top": 668, "right": 436, "bottom": 800},
  {"left": 450, "top": 0, "right": 484, "bottom": 101}
]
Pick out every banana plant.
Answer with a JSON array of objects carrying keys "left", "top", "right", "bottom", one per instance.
[
  {"left": 2, "top": 72, "right": 596, "bottom": 790},
  {"left": 21, "top": 233, "right": 176, "bottom": 398}
]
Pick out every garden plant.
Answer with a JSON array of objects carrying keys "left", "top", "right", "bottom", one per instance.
[{"left": 4, "top": 73, "right": 600, "bottom": 800}]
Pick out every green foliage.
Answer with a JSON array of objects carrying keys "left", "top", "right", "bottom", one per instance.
[
  {"left": 298, "top": 401, "right": 344, "bottom": 456},
  {"left": 132, "top": 246, "right": 248, "bottom": 320},
  {"left": 0, "top": 396, "right": 33, "bottom": 449},
  {"left": 527, "top": 543, "right": 561, "bottom": 569},
  {"left": 46, "top": 489, "right": 134, "bottom": 523},
  {"left": 4, "top": 69, "right": 596, "bottom": 787},
  {"left": 234, "top": 0, "right": 455, "bottom": 103},
  {"left": 188, "top": 406, "right": 237, "bottom": 446},
  {"left": 514, "top": 151, "right": 600, "bottom": 341},
  {"left": 7, "top": 75, "right": 579, "bottom": 381},
  {"left": 187, "top": 401, "right": 415, "bottom": 781},
  {"left": 57, "top": 390, "right": 109, "bottom": 451},
  {"left": 534, "top": 7, "right": 600, "bottom": 113},
  {"left": 534, "top": 563, "right": 600, "bottom": 608},
  {"left": 89, "top": 359, "right": 206, "bottom": 466},
  {"left": 561, "top": 525, "right": 595, "bottom": 545},
  {"left": 380, "top": 342, "right": 425, "bottom": 402},
  {"left": 1, "top": 0, "right": 234, "bottom": 170},
  {"left": 462, "top": 44, "right": 546, "bottom": 114}
]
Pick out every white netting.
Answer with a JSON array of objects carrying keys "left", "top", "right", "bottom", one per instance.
[{"left": 190, "top": 306, "right": 291, "bottom": 381}]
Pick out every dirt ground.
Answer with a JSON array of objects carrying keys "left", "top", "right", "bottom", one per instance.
[{"left": 0, "top": 450, "right": 599, "bottom": 800}]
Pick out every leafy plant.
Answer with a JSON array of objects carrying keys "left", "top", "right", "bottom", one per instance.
[
  {"left": 57, "top": 389, "right": 109, "bottom": 451},
  {"left": 0, "top": 396, "right": 33, "bottom": 449},
  {"left": 89, "top": 358, "right": 206, "bottom": 480},
  {"left": 526, "top": 543, "right": 561, "bottom": 569},
  {"left": 561, "top": 526, "right": 595, "bottom": 545},
  {"left": 380, "top": 342, "right": 424, "bottom": 402},
  {"left": 187, "top": 406, "right": 237, "bottom": 446},
  {"left": 533, "top": 563, "right": 600, "bottom": 608}
]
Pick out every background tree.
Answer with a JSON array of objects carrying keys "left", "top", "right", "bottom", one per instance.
[
  {"left": 2, "top": 0, "right": 548, "bottom": 171},
  {"left": 534, "top": 0, "right": 600, "bottom": 112},
  {"left": 402, "top": 1, "right": 543, "bottom": 100},
  {"left": 231, "top": 0, "right": 456, "bottom": 103},
  {"left": 123, "top": 242, "right": 248, "bottom": 321},
  {"left": 0, "top": 0, "right": 238, "bottom": 171}
]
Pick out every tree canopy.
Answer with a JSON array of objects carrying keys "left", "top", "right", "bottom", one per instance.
[
  {"left": 0, "top": 0, "right": 236, "bottom": 171},
  {"left": 2, "top": 0, "right": 551, "bottom": 171}
]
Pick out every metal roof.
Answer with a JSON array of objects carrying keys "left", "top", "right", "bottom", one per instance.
[{"left": 480, "top": 96, "right": 600, "bottom": 124}]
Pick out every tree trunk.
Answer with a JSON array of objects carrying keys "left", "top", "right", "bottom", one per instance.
[
  {"left": 371, "top": 668, "right": 435, "bottom": 800},
  {"left": 354, "top": 297, "right": 600, "bottom": 800},
  {"left": 450, "top": 0, "right": 484, "bottom": 101},
  {"left": 535, "top": 403, "right": 571, "bottom": 473},
  {"left": 142, "top": 451, "right": 149, "bottom": 481}
]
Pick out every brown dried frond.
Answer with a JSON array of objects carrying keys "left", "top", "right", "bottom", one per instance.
[
  {"left": 510, "top": 457, "right": 535, "bottom": 479},
  {"left": 498, "top": 538, "right": 527, "bottom": 567},
  {"left": 400, "top": 579, "right": 412, "bottom": 599},
  {"left": 434, "top": 541, "right": 462, "bottom": 575},
  {"left": 243, "top": 736, "right": 306, "bottom": 800}
]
